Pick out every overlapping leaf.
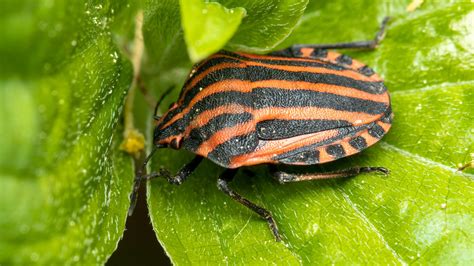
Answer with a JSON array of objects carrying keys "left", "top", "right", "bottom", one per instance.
[{"left": 0, "top": 1, "right": 135, "bottom": 264}]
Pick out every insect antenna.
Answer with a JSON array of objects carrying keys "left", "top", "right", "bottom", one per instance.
[
  {"left": 153, "top": 86, "right": 175, "bottom": 120},
  {"left": 128, "top": 144, "right": 162, "bottom": 216}
]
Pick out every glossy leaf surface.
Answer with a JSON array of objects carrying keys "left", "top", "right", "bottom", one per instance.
[
  {"left": 145, "top": 1, "right": 474, "bottom": 264},
  {"left": 0, "top": 1, "right": 135, "bottom": 264}
]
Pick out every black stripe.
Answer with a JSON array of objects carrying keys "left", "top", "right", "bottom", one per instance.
[
  {"left": 182, "top": 56, "right": 242, "bottom": 90},
  {"left": 158, "top": 85, "right": 388, "bottom": 140},
  {"left": 257, "top": 119, "right": 351, "bottom": 140},
  {"left": 180, "top": 66, "right": 386, "bottom": 112},
  {"left": 155, "top": 117, "right": 186, "bottom": 141},
  {"left": 265, "top": 48, "right": 329, "bottom": 60},
  {"left": 358, "top": 65, "right": 375, "bottom": 77},
  {"left": 182, "top": 112, "right": 253, "bottom": 151},
  {"left": 273, "top": 124, "right": 370, "bottom": 162},
  {"left": 207, "top": 132, "right": 259, "bottom": 167},
  {"left": 380, "top": 106, "right": 393, "bottom": 124},
  {"left": 157, "top": 107, "right": 182, "bottom": 130},
  {"left": 268, "top": 49, "right": 295, "bottom": 57},
  {"left": 279, "top": 150, "right": 320, "bottom": 164},
  {"left": 219, "top": 50, "right": 345, "bottom": 70},
  {"left": 157, "top": 91, "right": 252, "bottom": 139},
  {"left": 349, "top": 136, "right": 367, "bottom": 151},
  {"left": 326, "top": 144, "right": 346, "bottom": 159},
  {"left": 310, "top": 49, "right": 328, "bottom": 58},
  {"left": 248, "top": 67, "right": 385, "bottom": 94},
  {"left": 336, "top": 54, "right": 353, "bottom": 65},
  {"left": 368, "top": 124, "right": 385, "bottom": 139},
  {"left": 253, "top": 88, "right": 388, "bottom": 115}
]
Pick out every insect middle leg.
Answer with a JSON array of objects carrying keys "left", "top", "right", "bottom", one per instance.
[
  {"left": 269, "top": 165, "right": 389, "bottom": 184},
  {"left": 217, "top": 169, "right": 282, "bottom": 242}
]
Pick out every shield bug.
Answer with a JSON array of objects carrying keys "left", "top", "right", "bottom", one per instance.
[{"left": 130, "top": 17, "right": 393, "bottom": 241}]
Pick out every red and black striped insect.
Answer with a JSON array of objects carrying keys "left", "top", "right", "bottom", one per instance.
[{"left": 130, "top": 17, "right": 393, "bottom": 241}]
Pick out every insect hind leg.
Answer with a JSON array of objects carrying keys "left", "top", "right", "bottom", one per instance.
[
  {"left": 269, "top": 17, "right": 389, "bottom": 79},
  {"left": 269, "top": 165, "right": 389, "bottom": 184},
  {"left": 217, "top": 169, "right": 282, "bottom": 241},
  {"left": 271, "top": 16, "right": 390, "bottom": 58},
  {"left": 291, "top": 16, "right": 390, "bottom": 51}
]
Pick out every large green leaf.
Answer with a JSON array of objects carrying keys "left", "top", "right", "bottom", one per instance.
[
  {"left": 145, "top": 1, "right": 474, "bottom": 265},
  {"left": 143, "top": 0, "right": 308, "bottom": 73},
  {"left": 0, "top": 1, "right": 135, "bottom": 264}
]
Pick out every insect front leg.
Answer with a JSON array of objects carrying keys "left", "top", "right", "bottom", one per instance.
[
  {"left": 128, "top": 155, "right": 203, "bottom": 215},
  {"left": 269, "top": 165, "right": 389, "bottom": 184},
  {"left": 217, "top": 169, "right": 282, "bottom": 242},
  {"left": 144, "top": 155, "right": 203, "bottom": 185}
]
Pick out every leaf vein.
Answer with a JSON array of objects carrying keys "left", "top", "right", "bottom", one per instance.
[
  {"left": 340, "top": 190, "right": 408, "bottom": 266},
  {"left": 390, "top": 80, "right": 474, "bottom": 96},
  {"left": 379, "top": 142, "right": 474, "bottom": 179}
]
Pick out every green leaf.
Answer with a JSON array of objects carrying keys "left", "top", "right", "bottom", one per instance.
[
  {"left": 0, "top": 1, "right": 135, "bottom": 264},
  {"left": 146, "top": 1, "right": 474, "bottom": 265},
  {"left": 180, "top": 0, "right": 246, "bottom": 62},
  {"left": 143, "top": 0, "right": 308, "bottom": 74},
  {"left": 223, "top": 0, "right": 309, "bottom": 53}
]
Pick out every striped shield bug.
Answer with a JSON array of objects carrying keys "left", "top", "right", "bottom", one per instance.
[{"left": 130, "top": 17, "right": 393, "bottom": 242}]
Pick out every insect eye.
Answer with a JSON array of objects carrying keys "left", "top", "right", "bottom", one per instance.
[{"left": 169, "top": 138, "right": 181, "bottom": 149}]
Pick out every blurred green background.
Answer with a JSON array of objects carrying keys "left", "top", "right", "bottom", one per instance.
[{"left": 1, "top": 0, "right": 473, "bottom": 265}]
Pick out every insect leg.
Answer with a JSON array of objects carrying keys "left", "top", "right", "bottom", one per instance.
[
  {"left": 269, "top": 165, "right": 389, "bottom": 184},
  {"left": 292, "top": 16, "right": 390, "bottom": 51},
  {"left": 269, "top": 16, "right": 389, "bottom": 62},
  {"left": 217, "top": 169, "right": 282, "bottom": 242},
  {"left": 129, "top": 154, "right": 203, "bottom": 215},
  {"left": 153, "top": 86, "right": 175, "bottom": 120},
  {"left": 144, "top": 155, "right": 203, "bottom": 185}
]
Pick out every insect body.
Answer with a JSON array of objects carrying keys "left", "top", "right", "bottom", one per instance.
[
  {"left": 155, "top": 50, "right": 392, "bottom": 168},
  {"left": 133, "top": 18, "right": 393, "bottom": 242}
]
